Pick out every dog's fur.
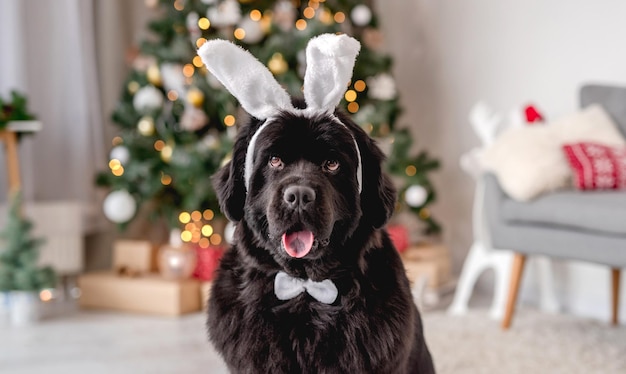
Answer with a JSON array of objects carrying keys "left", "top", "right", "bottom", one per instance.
[{"left": 209, "top": 103, "right": 435, "bottom": 373}]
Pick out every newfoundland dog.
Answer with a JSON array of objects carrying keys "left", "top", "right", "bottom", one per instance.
[{"left": 199, "top": 34, "right": 434, "bottom": 374}]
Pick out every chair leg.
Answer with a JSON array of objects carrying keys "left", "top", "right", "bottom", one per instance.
[
  {"left": 501, "top": 253, "right": 527, "bottom": 330},
  {"left": 611, "top": 268, "right": 620, "bottom": 326}
]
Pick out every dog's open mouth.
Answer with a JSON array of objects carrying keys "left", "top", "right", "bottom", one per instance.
[{"left": 281, "top": 230, "right": 314, "bottom": 258}]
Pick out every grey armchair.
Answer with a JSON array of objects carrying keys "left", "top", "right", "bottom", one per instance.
[{"left": 484, "top": 84, "right": 626, "bottom": 329}]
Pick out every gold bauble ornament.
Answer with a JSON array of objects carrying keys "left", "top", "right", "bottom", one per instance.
[
  {"left": 127, "top": 81, "right": 140, "bottom": 94},
  {"left": 268, "top": 53, "right": 288, "bottom": 75},
  {"left": 161, "top": 144, "right": 173, "bottom": 163},
  {"left": 147, "top": 64, "right": 162, "bottom": 86},
  {"left": 186, "top": 88, "right": 205, "bottom": 107},
  {"left": 137, "top": 116, "right": 155, "bottom": 136}
]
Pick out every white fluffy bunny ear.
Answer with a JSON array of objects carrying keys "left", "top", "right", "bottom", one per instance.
[
  {"left": 197, "top": 39, "right": 294, "bottom": 120},
  {"left": 303, "top": 34, "right": 361, "bottom": 114}
]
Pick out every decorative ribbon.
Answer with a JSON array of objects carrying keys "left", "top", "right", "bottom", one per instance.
[{"left": 274, "top": 271, "right": 338, "bottom": 304}]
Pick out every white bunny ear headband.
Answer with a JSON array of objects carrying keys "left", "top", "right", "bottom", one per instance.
[{"left": 197, "top": 33, "right": 363, "bottom": 193}]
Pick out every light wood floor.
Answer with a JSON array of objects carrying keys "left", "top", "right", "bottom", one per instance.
[{"left": 1, "top": 303, "right": 228, "bottom": 374}]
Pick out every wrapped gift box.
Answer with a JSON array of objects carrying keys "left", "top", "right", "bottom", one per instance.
[
  {"left": 112, "top": 240, "right": 155, "bottom": 274},
  {"left": 78, "top": 272, "right": 201, "bottom": 316},
  {"left": 401, "top": 244, "right": 451, "bottom": 288}
]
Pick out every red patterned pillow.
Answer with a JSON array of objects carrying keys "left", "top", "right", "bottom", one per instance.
[{"left": 563, "top": 142, "right": 626, "bottom": 190}]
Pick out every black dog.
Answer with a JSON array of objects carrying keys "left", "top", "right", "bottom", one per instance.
[{"left": 209, "top": 103, "right": 435, "bottom": 373}]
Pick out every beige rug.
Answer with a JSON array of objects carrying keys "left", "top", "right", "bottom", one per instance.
[{"left": 423, "top": 308, "right": 626, "bottom": 374}]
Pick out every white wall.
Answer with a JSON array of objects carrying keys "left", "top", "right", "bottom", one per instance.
[{"left": 379, "top": 0, "right": 626, "bottom": 321}]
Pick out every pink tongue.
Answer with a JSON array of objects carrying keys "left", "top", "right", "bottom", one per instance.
[{"left": 282, "top": 231, "right": 314, "bottom": 258}]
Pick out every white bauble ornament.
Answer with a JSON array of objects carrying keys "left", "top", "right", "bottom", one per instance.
[
  {"left": 180, "top": 105, "right": 209, "bottom": 132},
  {"left": 351, "top": 5, "right": 372, "bottom": 26},
  {"left": 103, "top": 190, "right": 137, "bottom": 223},
  {"left": 133, "top": 85, "right": 163, "bottom": 112},
  {"left": 239, "top": 17, "right": 265, "bottom": 44},
  {"left": 366, "top": 73, "right": 397, "bottom": 101},
  {"left": 405, "top": 185, "right": 428, "bottom": 207},
  {"left": 224, "top": 221, "right": 236, "bottom": 244},
  {"left": 207, "top": 0, "right": 241, "bottom": 28},
  {"left": 200, "top": 0, "right": 217, "bottom": 4},
  {"left": 200, "top": 133, "right": 220, "bottom": 150},
  {"left": 161, "top": 63, "right": 186, "bottom": 96},
  {"left": 274, "top": 0, "right": 295, "bottom": 32},
  {"left": 110, "top": 146, "right": 130, "bottom": 165},
  {"left": 186, "top": 11, "right": 200, "bottom": 32}
]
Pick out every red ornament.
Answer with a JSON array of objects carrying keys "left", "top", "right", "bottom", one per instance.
[
  {"left": 387, "top": 224, "right": 409, "bottom": 253},
  {"left": 524, "top": 104, "right": 544, "bottom": 124},
  {"left": 192, "top": 245, "right": 225, "bottom": 281}
]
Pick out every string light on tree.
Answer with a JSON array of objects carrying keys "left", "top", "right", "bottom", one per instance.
[
  {"left": 198, "top": 17, "right": 211, "bottom": 30},
  {"left": 223, "top": 114, "right": 236, "bottom": 127},
  {"left": 167, "top": 90, "right": 179, "bottom": 101},
  {"left": 249, "top": 10, "right": 262, "bottom": 21},
  {"left": 295, "top": 19, "right": 307, "bottom": 31},
  {"left": 109, "top": 159, "right": 124, "bottom": 177},
  {"left": 354, "top": 80, "right": 366, "bottom": 92},
  {"left": 347, "top": 102, "right": 359, "bottom": 113},
  {"left": 268, "top": 53, "right": 288, "bottom": 75},
  {"left": 161, "top": 144, "right": 174, "bottom": 162},
  {"left": 405, "top": 165, "right": 417, "bottom": 176},
  {"left": 179, "top": 211, "right": 191, "bottom": 224},
  {"left": 345, "top": 90, "right": 357, "bottom": 102},
  {"left": 137, "top": 116, "right": 155, "bottom": 136},
  {"left": 160, "top": 173, "right": 172, "bottom": 185},
  {"left": 303, "top": 7, "right": 316, "bottom": 19}
]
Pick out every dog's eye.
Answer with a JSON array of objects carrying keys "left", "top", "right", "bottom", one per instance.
[
  {"left": 269, "top": 156, "right": 284, "bottom": 169},
  {"left": 323, "top": 159, "right": 340, "bottom": 172}
]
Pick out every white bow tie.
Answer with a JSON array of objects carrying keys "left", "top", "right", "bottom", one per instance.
[{"left": 274, "top": 271, "right": 338, "bottom": 304}]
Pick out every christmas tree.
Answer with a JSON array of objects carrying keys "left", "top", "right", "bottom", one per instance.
[
  {"left": 97, "top": 0, "right": 441, "bottom": 248},
  {"left": 0, "top": 193, "right": 56, "bottom": 292}
]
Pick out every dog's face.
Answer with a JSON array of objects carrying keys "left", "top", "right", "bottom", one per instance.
[{"left": 213, "top": 109, "right": 396, "bottom": 265}]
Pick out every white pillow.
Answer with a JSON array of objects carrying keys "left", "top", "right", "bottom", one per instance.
[{"left": 481, "top": 104, "right": 626, "bottom": 201}]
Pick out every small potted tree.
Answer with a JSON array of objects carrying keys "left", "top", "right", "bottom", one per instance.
[{"left": 0, "top": 193, "right": 56, "bottom": 326}]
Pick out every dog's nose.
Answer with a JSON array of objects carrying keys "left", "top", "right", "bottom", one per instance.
[{"left": 283, "top": 185, "right": 316, "bottom": 210}]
